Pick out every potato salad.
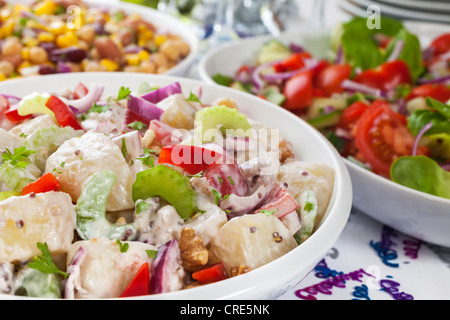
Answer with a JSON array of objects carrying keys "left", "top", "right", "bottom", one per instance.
[{"left": 0, "top": 80, "right": 334, "bottom": 299}]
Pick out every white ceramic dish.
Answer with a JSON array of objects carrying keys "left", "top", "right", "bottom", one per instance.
[
  {"left": 0, "top": 72, "right": 352, "bottom": 299},
  {"left": 85, "top": 0, "right": 200, "bottom": 77},
  {"left": 197, "top": 25, "right": 450, "bottom": 247}
]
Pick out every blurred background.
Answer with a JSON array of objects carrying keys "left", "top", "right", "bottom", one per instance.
[{"left": 120, "top": 0, "right": 449, "bottom": 49}]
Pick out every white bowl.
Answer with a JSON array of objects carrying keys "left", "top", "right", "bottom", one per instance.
[
  {"left": 0, "top": 72, "right": 351, "bottom": 299},
  {"left": 52, "top": 0, "right": 199, "bottom": 77},
  {"left": 197, "top": 24, "right": 450, "bottom": 247}
]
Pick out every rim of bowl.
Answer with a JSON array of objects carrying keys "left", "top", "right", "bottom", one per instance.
[
  {"left": 345, "top": 159, "right": 450, "bottom": 205},
  {"left": 0, "top": 72, "right": 352, "bottom": 300}
]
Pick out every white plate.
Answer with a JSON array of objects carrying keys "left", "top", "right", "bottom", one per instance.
[
  {"left": 0, "top": 72, "right": 352, "bottom": 300},
  {"left": 347, "top": 0, "right": 450, "bottom": 23},
  {"left": 197, "top": 26, "right": 450, "bottom": 247},
  {"left": 82, "top": 0, "right": 200, "bottom": 77}
]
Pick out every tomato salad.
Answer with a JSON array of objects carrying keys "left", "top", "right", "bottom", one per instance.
[
  {"left": 0, "top": 80, "right": 334, "bottom": 298},
  {"left": 0, "top": 0, "right": 190, "bottom": 80},
  {"left": 213, "top": 17, "right": 450, "bottom": 200}
]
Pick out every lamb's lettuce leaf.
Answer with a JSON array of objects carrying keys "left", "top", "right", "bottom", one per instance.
[{"left": 391, "top": 156, "right": 450, "bottom": 199}]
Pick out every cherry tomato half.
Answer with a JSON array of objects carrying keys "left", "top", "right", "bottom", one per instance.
[
  {"left": 429, "top": 33, "right": 450, "bottom": 57},
  {"left": 355, "top": 100, "right": 419, "bottom": 178},
  {"left": 407, "top": 84, "right": 450, "bottom": 103},
  {"left": 354, "top": 60, "right": 412, "bottom": 92},
  {"left": 314, "top": 64, "right": 352, "bottom": 96},
  {"left": 282, "top": 71, "right": 313, "bottom": 110}
]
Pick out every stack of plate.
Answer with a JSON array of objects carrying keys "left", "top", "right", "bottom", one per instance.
[{"left": 338, "top": 0, "right": 450, "bottom": 24}]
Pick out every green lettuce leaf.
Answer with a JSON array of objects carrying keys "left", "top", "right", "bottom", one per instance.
[{"left": 391, "top": 156, "right": 450, "bottom": 199}]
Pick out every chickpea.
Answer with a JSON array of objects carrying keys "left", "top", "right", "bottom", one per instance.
[
  {"left": 83, "top": 60, "right": 107, "bottom": 72},
  {"left": 0, "top": 60, "right": 14, "bottom": 77},
  {"left": 2, "top": 38, "right": 23, "bottom": 56},
  {"left": 29, "top": 47, "right": 48, "bottom": 64},
  {"left": 160, "top": 39, "right": 189, "bottom": 62},
  {"left": 139, "top": 60, "right": 155, "bottom": 73},
  {"left": 78, "top": 25, "right": 96, "bottom": 44},
  {"left": 151, "top": 52, "right": 169, "bottom": 69}
]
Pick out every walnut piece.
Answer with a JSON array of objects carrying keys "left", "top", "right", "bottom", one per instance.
[
  {"left": 141, "top": 128, "right": 161, "bottom": 154},
  {"left": 179, "top": 227, "right": 209, "bottom": 271},
  {"left": 279, "top": 139, "right": 295, "bottom": 163}
]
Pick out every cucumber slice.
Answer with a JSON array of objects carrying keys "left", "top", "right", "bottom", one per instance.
[
  {"left": 132, "top": 165, "right": 197, "bottom": 220},
  {"left": 294, "top": 190, "right": 318, "bottom": 244},
  {"left": 258, "top": 39, "right": 291, "bottom": 64},
  {"left": 306, "top": 97, "right": 348, "bottom": 119},
  {"left": 194, "top": 105, "right": 252, "bottom": 143},
  {"left": 308, "top": 110, "right": 342, "bottom": 129},
  {"left": 262, "top": 86, "right": 286, "bottom": 106}
]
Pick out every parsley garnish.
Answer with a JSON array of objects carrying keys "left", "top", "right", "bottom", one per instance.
[
  {"left": 121, "top": 138, "right": 128, "bottom": 159},
  {"left": 260, "top": 209, "right": 278, "bottom": 216},
  {"left": 1, "top": 147, "right": 35, "bottom": 168},
  {"left": 217, "top": 176, "right": 223, "bottom": 184},
  {"left": 116, "top": 239, "right": 129, "bottom": 253},
  {"left": 303, "top": 202, "right": 314, "bottom": 212},
  {"left": 146, "top": 250, "right": 157, "bottom": 258},
  {"left": 227, "top": 176, "right": 235, "bottom": 185},
  {"left": 89, "top": 103, "right": 109, "bottom": 113},
  {"left": 116, "top": 86, "right": 131, "bottom": 102},
  {"left": 127, "top": 121, "right": 148, "bottom": 131},
  {"left": 212, "top": 189, "right": 222, "bottom": 205},
  {"left": 28, "top": 242, "right": 69, "bottom": 278},
  {"left": 136, "top": 201, "right": 150, "bottom": 214},
  {"left": 187, "top": 171, "right": 203, "bottom": 178},
  {"left": 137, "top": 148, "right": 156, "bottom": 167},
  {"left": 186, "top": 92, "right": 202, "bottom": 104}
]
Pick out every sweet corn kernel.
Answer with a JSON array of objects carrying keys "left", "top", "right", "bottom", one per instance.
[
  {"left": 56, "top": 31, "right": 78, "bottom": 48},
  {"left": 34, "top": 0, "right": 57, "bottom": 16},
  {"left": 25, "top": 19, "right": 47, "bottom": 31},
  {"left": 125, "top": 54, "right": 140, "bottom": 66},
  {"left": 154, "top": 35, "right": 167, "bottom": 46},
  {"left": 21, "top": 47, "right": 30, "bottom": 60},
  {"left": 138, "top": 50, "right": 150, "bottom": 61},
  {"left": 22, "top": 37, "right": 39, "bottom": 48},
  {"left": 100, "top": 59, "right": 119, "bottom": 71},
  {"left": 38, "top": 32, "right": 55, "bottom": 42},
  {"left": 0, "top": 8, "right": 12, "bottom": 21},
  {"left": 0, "top": 73, "right": 6, "bottom": 81},
  {"left": 48, "top": 20, "right": 68, "bottom": 35},
  {"left": 1, "top": 19, "right": 14, "bottom": 37}
]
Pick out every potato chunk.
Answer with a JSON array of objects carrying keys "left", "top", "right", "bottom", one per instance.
[
  {"left": 67, "top": 237, "right": 156, "bottom": 299},
  {"left": 278, "top": 160, "right": 334, "bottom": 225},
  {"left": 0, "top": 191, "right": 75, "bottom": 263},
  {"left": 45, "top": 130, "right": 134, "bottom": 211},
  {"left": 210, "top": 214, "right": 297, "bottom": 273}
]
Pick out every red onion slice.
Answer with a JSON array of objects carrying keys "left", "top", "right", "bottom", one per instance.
[
  {"left": 59, "top": 83, "right": 104, "bottom": 113},
  {"left": 341, "top": 79, "right": 383, "bottom": 98},
  {"left": 64, "top": 246, "right": 87, "bottom": 299},
  {"left": 412, "top": 121, "right": 433, "bottom": 156}
]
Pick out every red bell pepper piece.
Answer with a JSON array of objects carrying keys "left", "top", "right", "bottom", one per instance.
[
  {"left": 2, "top": 95, "right": 31, "bottom": 123},
  {"left": 273, "top": 52, "right": 308, "bottom": 73},
  {"left": 158, "top": 145, "right": 222, "bottom": 175},
  {"left": 192, "top": 262, "right": 228, "bottom": 284},
  {"left": 21, "top": 172, "right": 61, "bottom": 196},
  {"left": 120, "top": 262, "right": 150, "bottom": 297},
  {"left": 45, "top": 95, "right": 83, "bottom": 130}
]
